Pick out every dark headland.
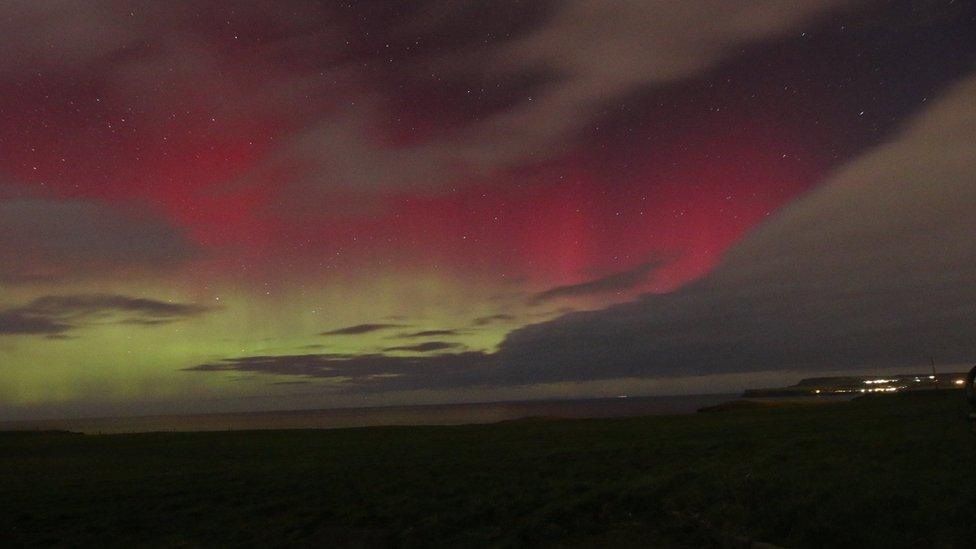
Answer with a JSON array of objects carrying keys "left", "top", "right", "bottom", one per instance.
[{"left": 742, "top": 372, "right": 969, "bottom": 398}]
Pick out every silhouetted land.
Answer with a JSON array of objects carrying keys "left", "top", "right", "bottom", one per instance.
[{"left": 2, "top": 391, "right": 974, "bottom": 547}]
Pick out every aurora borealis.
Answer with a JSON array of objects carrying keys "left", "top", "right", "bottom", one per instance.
[{"left": 2, "top": 1, "right": 976, "bottom": 419}]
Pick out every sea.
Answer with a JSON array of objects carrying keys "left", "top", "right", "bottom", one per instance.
[{"left": 0, "top": 393, "right": 742, "bottom": 434}]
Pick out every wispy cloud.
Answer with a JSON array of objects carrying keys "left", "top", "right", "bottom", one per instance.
[
  {"left": 0, "top": 196, "right": 200, "bottom": 284},
  {"left": 0, "top": 294, "right": 213, "bottom": 337},
  {"left": 528, "top": 260, "right": 665, "bottom": 305},
  {"left": 320, "top": 323, "right": 404, "bottom": 336},
  {"left": 472, "top": 314, "right": 516, "bottom": 326},
  {"left": 383, "top": 341, "right": 461, "bottom": 353},
  {"left": 185, "top": 351, "right": 495, "bottom": 391},
  {"left": 395, "top": 329, "right": 461, "bottom": 338}
]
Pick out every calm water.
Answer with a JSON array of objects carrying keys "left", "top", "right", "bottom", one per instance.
[{"left": 0, "top": 394, "right": 739, "bottom": 434}]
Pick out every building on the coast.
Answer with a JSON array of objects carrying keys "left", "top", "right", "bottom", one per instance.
[{"left": 743, "top": 372, "right": 969, "bottom": 398}]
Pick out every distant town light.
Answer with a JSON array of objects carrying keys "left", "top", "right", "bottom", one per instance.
[
  {"left": 928, "top": 375, "right": 936, "bottom": 379},
  {"left": 955, "top": 379, "right": 965, "bottom": 386}
]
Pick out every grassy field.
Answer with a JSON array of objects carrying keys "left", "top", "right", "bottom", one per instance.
[{"left": 2, "top": 391, "right": 975, "bottom": 547}]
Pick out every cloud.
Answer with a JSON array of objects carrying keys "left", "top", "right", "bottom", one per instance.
[
  {"left": 0, "top": 1, "right": 137, "bottom": 74},
  {"left": 431, "top": 0, "right": 851, "bottom": 173},
  {"left": 395, "top": 329, "right": 461, "bottom": 338},
  {"left": 0, "top": 294, "right": 213, "bottom": 337},
  {"left": 245, "top": 1, "right": 851, "bottom": 205},
  {"left": 185, "top": 351, "right": 496, "bottom": 391},
  {"left": 0, "top": 1, "right": 855, "bottom": 217},
  {"left": 0, "top": 196, "right": 200, "bottom": 284},
  {"left": 490, "top": 73, "right": 976, "bottom": 383},
  {"left": 383, "top": 341, "right": 461, "bottom": 353},
  {"left": 528, "top": 260, "right": 666, "bottom": 305},
  {"left": 472, "top": 314, "right": 516, "bottom": 326},
  {"left": 0, "top": 313, "right": 69, "bottom": 337},
  {"left": 320, "top": 323, "right": 404, "bottom": 336}
]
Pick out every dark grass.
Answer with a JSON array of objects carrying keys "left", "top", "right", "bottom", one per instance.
[{"left": 2, "top": 391, "right": 975, "bottom": 547}]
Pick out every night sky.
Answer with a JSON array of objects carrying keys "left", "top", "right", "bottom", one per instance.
[{"left": 2, "top": 1, "right": 975, "bottom": 419}]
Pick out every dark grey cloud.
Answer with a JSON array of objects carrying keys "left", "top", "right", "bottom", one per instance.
[
  {"left": 0, "top": 294, "right": 213, "bottom": 337},
  {"left": 0, "top": 196, "right": 200, "bottom": 284},
  {"left": 528, "top": 260, "right": 665, "bottom": 305},
  {"left": 185, "top": 351, "right": 495, "bottom": 391},
  {"left": 0, "top": 313, "right": 69, "bottom": 337},
  {"left": 472, "top": 314, "right": 516, "bottom": 326},
  {"left": 320, "top": 323, "right": 404, "bottom": 336},
  {"left": 395, "top": 329, "right": 461, "bottom": 338},
  {"left": 383, "top": 341, "right": 461, "bottom": 353}
]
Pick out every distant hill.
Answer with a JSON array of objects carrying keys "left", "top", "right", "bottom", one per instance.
[{"left": 744, "top": 372, "right": 968, "bottom": 398}]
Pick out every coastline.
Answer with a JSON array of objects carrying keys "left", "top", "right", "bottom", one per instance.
[{"left": 0, "top": 393, "right": 738, "bottom": 435}]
